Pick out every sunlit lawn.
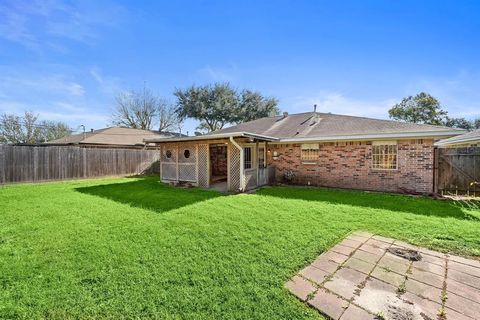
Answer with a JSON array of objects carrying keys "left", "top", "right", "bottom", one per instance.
[{"left": 1, "top": 176, "right": 479, "bottom": 319}]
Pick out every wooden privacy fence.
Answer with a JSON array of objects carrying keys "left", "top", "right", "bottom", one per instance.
[
  {"left": 0, "top": 145, "right": 160, "bottom": 184},
  {"left": 435, "top": 147, "right": 480, "bottom": 196}
]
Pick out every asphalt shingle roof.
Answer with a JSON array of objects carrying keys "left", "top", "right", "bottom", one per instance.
[
  {"left": 435, "top": 129, "right": 480, "bottom": 146},
  {"left": 47, "top": 127, "right": 181, "bottom": 146},
  {"left": 209, "top": 112, "right": 463, "bottom": 139}
]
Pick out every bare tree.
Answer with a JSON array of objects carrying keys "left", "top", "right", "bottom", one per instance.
[
  {"left": 158, "top": 99, "right": 181, "bottom": 132},
  {"left": 0, "top": 111, "right": 70, "bottom": 144},
  {"left": 112, "top": 87, "right": 180, "bottom": 131}
]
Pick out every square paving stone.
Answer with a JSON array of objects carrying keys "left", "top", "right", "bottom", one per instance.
[
  {"left": 338, "top": 238, "right": 363, "bottom": 249},
  {"left": 346, "top": 234, "right": 369, "bottom": 244},
  {"left": 419, "top": 252, "right": 446, "bottom": 267},
  {"left": 365, "top": 238, "right": 391, "bottom": 250},
  {"left": 358, "top": 243, "right": 386, "bottom": 256},
  {"left": 324, "top": 267, "right": 368, "bottom": 300},
  {"left": 448, "top": 254, "right": 480, "bottom": 268},
  {"left": 409, "top": 267, "right": 445, "bottom": 288},
  {"left": 308, "top": 288, "right": 349, "bottom": 320},
  {"left": 344, "top": 257, "right": 375, "bottom": 275},
  {"left": 351, "top": 249, "right": 382, "bottom": 264},
  {"left": 404, "top": 278, "right": 442, "bottom": 303},
  {"left": 445, "top": 291, "right": 480, "bottom": 319},
  {"left": 377, "top": 255, "right": 410, "bottom": 275},
  {"left": 330, "top": 244, "right": 356, "bottom": 256},
  {"left": 448, "top": 268, "right": 480, "bottom": 289},
  {"left": 411, "top": 260, "right": 445, "bottom": 277},
  {"left": 371, "top": 266, "right": 405, "bottom": 288},
  {"left": 351, "top": 231, "right": 374, "bottom": 238},
  {"left": 444, "top": 307, "right": 476, "bottom": 320},
  {"left": 312, "top": 256, "right": 340, "bottom": 273},
  {"left": 372, "top": 235, "right": 395, "bottom": 244},
  {"left": 299, "top": 265, "right": 330, "bottom": 285},
  {"left": 448, "top": 260, "right": 480, "bottom": 278},
  {"left": 285, "top": 275, "right": 317, "bottom": 301},
  {"left": 392, "top": 239, "right": 419, "bottom": 251},
  {"left": 446, "top": 277, "right": 480, "bottom": 303},
  {"left": 353, "top": 278, "right": 399, "bottom": 314},
  {"left": 401, "top": 292, "right": 442, "bottom": 320},
  {"left": 340, "top": 303, "right": 375, "bottom": 320},
  {"left": 321, "top": 251, "right": 350, "bottom": 264}
]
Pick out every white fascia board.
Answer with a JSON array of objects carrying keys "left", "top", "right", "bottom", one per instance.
[
  {"left": 144, "top": 131, "right": 278, "bottom": 143},
  {"left": 435, "top": 135, "right": 480, "bottom": 146},
  {"left": 277, "top": 130, "right": 466, "bottom": 143}
]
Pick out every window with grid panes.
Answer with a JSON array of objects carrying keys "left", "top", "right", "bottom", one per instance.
[
  {"left": 301, "top": 143, "right": 319, "bottom": 162},
  {"left": 244, "top": 147, "right": 252, "bottom": 169},
  {"left": 372, "top": 141, "right": 397, "bottom": 169}
]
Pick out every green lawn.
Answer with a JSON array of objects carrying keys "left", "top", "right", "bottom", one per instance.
[{"left": 1, "top": 176, "right": 479, "bottom": 319}]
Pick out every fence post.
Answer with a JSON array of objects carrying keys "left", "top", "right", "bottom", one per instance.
[{"left": 0, "top": 145, "right": 5, "bottom": 185}]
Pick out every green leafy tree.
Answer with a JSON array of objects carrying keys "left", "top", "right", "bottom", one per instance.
[
  {"left": 388, "top": 92, "right": 448, "bottom": 125},
  {"left": 234, "top": 90, "right": 279, "bottom": 124},
  {"left": 443, "top": 117, "right": 474, "bottom": 130},
  {"left": 174, "top": 83, "right": 279, "bottom": 132}
]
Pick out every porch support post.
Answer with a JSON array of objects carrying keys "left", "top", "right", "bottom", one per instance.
[
  {"left": 159, "top": 144, "right": 162, "bottom": 181},
  {"left": 229, "top": 136, "right": 244, "bottom": 191},
  {"left": 264, "top": 141, "right": 268, "bottom": 168},
  {"left": 256, "top": 141, "right": 259, "bottom": 184}
]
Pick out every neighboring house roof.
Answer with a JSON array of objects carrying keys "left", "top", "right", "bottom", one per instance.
[
  {"left": 145, "top": 112, "right": 465, "bottom": 144},
  {"left": 434, "top": 129, "right": 480, "bottom": 147},
  {"left": 47, "top": 127, "right": 183, "bottom": 146}
]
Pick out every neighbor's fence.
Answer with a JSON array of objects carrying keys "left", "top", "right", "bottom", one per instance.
[
  {"left": 435, "top": 147, "right": 480, "bottom": 196},
  {"left": 0, "top": 145, "right": 160, "bottom": 184}
]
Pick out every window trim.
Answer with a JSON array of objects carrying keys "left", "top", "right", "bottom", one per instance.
[
  {"left": 300, "top": 143, "right": 319, "bottom": 164},
  {"left": 371, "top": 141, "right": 398, "bottom": 170},
  {"left": 244, "top": 146, "right": 252, "bottom": 170}
]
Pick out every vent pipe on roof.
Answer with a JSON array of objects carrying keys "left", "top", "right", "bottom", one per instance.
[{"left": 314, "top": 104, "right": 317, "bottom": 113}]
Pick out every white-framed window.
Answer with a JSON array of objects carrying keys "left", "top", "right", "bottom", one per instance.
[
  {"left": 301, "top": 143, "right": 319, "bottom": 162},
  {"left": 244, "top": 147, "right": 252, "bottom": 169},
  {"left": 372, "top": 141, "right": 398, "bottom": 170}
]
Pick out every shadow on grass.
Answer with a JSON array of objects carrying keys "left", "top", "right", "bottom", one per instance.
[
  {"left": 256, "top": 186, "right": 480, "bottom": 221},
  {"left": 75, "top": 177, "right": 222, "bottom": 213}
]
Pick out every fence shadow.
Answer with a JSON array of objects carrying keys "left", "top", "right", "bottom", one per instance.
[
  {"left": 256, "top": 186, "right": 480, "bottom": 221},
  {"left": 75, "top": 177, "right": 222, "bottom": 213}
]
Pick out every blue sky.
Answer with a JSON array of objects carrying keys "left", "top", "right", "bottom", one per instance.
[{"left": 1, "top": 0, "right": 479, "bottom": 135}]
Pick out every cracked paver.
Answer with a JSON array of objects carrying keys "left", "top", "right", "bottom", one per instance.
[{"left": 285, "top": 232, "right": 480, "bottom": 319}]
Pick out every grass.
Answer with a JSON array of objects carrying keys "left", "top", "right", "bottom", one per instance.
[{"left": 0, "top": 176, "right": 479, "bottom": 319}]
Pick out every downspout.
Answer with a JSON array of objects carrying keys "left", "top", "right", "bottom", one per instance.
[{"left": 229, "top": 136, "right": 244, "bottom": 191}]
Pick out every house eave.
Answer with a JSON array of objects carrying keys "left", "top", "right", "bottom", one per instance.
[
  {"left": 277, "top": 130, "right": 466, "bottom": 143},
  {"left": 144, "top": 131, "right": 279, "bottom": 143},
  {"left": 434, "top": 136, "right": 480, "bottom": 146}
]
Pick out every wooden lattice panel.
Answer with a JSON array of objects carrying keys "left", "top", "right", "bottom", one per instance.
[
  {"left": 197, "top": 144, "right": 209, "bottom": 188},
  {"left": 161, "top": 143, "right": 177, "bottom": 162},
  {"left": 178, "top": 163, "right": 196, "bottom": 182},
  {"left": 229, "top": 142, "right": 241, "bottom": 192},
  {"left": 177, "top": 143, "right": 197, "bottom": 163},
  {"left": 161, "top": 163, "right": 176, "bottom": 180},
  {"left": 244, "top": 169, "right": 258, "bottom": 190}
]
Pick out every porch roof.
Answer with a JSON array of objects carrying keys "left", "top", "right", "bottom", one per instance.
[{"left": 144, "top": 131, "right": 279, "bottom": 143}]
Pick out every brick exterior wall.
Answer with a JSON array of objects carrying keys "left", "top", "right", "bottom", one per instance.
[{"left": 267, "top": 139, "right": 434, "bottom": 193}]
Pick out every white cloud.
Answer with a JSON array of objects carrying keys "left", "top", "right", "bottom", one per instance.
[
  {"left": 89, "top": 67, "right": 122, "bottom": 95},
  {"left": 287, "top": 91, "right": 397, "bottom": 119}
]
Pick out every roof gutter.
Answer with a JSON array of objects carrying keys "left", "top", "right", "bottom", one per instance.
[
  {"left": 144, "top": 131, "right": 279, "bottom": 143},
  {"left": 434, "top": 135, "right": 480, "bottom": 146},
  {"left": 278, "top": 130, "right": 466, "bottom": 143}
]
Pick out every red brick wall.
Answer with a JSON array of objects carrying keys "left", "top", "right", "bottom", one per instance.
[{"left": 267, "top": 139, "right": 434, "bottom": 193}]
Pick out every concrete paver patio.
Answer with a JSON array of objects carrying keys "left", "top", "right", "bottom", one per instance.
[{"left": 285, "top": 232, "right": 480, "bottom": 320}]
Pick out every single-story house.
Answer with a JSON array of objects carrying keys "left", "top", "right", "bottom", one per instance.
[
  {"left": 46, "top": 127, "right": 183, "bottom": 149},
  {"left": 145, "top": 111, "right": 465, "bottom": 193},
  {"left": 434, "top": 129, "right": 480, "bottom": 148}
]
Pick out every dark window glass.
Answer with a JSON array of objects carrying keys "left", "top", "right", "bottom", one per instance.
[
  {"left": 184, "top": 149, "right": 190, "bottom": 158},
  {"left": 166, "top": 150, "right": 172, "bottom": 158}
]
